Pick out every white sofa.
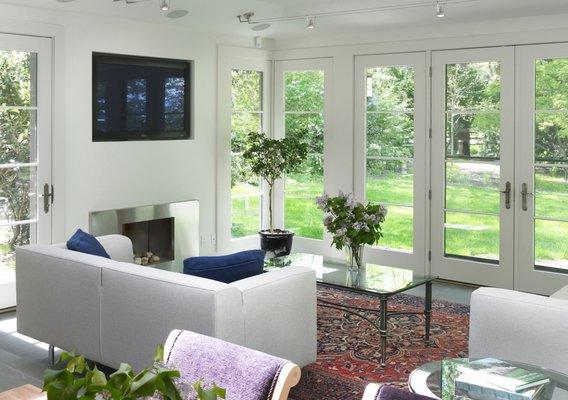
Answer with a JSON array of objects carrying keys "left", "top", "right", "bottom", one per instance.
[
  {"left": 469, "top": 287, "right": 568, "bottom": 375},
  {"left": 15, "top": 235, "right": 317, "bottom": 370}
]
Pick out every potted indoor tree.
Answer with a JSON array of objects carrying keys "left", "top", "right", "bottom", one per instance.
[{"left": 242, "top": 131, "right": 308, "bottom": 257}]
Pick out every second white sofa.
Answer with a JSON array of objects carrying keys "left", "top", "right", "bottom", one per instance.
[{"left": 16, "top": 235, "right": 317, "bottom": 370}]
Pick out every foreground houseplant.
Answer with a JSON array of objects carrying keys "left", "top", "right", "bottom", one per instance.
[
  {"left": 316, "top": 191, "right": 387, "bottom": 268},
  {"left": 43, "top": 346, "right": 225, "bottom": 400},
  {"left": 242, "top": 131, "right": 308, "bottom": 256}
]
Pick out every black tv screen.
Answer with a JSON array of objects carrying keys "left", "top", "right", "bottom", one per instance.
[{"left": 93, "top": 53, "right": 192, "bottom": 141}]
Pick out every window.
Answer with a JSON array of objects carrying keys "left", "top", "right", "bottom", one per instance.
[
  {"left": 126, "top": 78, "right": 147, "bottom": 131},
  {"left": 365, "top": 66, "right": 415, "bottom": 251},
  {"left": 230, "top": 69, "right": 264, "bottom": 238},
  {"left": 283, "top": 69, "right": 325, "bottom": 240}
]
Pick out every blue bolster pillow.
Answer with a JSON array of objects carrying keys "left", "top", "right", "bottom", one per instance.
[
  {"left": 66, "top": 229, "right": 111, "bottom": 259},
  {"left": 183, "top": 250, "right": 266, "bottom": 284}
]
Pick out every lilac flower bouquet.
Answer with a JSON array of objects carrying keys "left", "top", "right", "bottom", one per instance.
[{"left": 316, "top": 191, "right": 387, "bottom": 268}]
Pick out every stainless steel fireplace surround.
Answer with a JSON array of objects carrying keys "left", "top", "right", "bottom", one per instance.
[{"left": 89, "top": 201, "right": 199, "bottom": 272}]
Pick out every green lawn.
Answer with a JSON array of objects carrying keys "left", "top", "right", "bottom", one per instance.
[{"left": 231, "top": 170, "right": 568, "bottom": 267}]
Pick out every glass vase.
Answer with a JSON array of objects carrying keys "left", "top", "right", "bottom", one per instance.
[{"left": 344, "top": 245, "right": 364, "bottom": 269}]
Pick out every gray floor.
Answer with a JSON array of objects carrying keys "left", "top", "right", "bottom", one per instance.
[{"left": 0, "top": 281, "right": 476, "bottom": 393}]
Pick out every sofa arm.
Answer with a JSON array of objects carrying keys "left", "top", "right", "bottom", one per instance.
[
  {"left": 230, "top": 266, "right": 317, "bottom": 367},
  {"left": 469, "top": 287, "right": 568, "bottom": 375},
  {"left": 16, "top": 245, "right": 109, "bottom": 362}
]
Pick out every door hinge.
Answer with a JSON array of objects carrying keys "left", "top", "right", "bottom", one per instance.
[
  {"left": 429, "top": 66, "right": 433, "bottom": 77},
  {"left": 428, "top": 250, "right": 432, "bottom": 262},
  {"left": 428, "top": 189, "right": 432, "bottom": 200},
  {"left": 43, "top": 184, "right": 54, "bottom": 214},
  {"left": 429, "top": 128, "right": 432, "bottom": 139}
]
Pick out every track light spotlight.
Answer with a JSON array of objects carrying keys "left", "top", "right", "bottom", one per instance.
[
  {"left": 436, "top": 1, "right": 445, "bottom": 17},
  {"left": 307, "top": 17, "right": 315, "bottom": 29},
  {"left": 161, "top": 0, "right": 169, "bottom": 11}
]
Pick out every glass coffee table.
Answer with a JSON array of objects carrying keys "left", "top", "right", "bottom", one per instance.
[
  {"left": 266, "top": 253, "right": 438, "bottom": 367},
  {"left": 409, "top": 359, "right": 568, "bottom": 399}
]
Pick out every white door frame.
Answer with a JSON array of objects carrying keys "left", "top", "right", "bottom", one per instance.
[
  {"left": 0, "top": 34, "right": 52, "bottom": 309},
  {"left": 515, "top": 43, "right": 568, "bottom": 294},
  {"left": 273, "top": 58, "right": 333, "bottom": 255},
  {"left": 354, "top": 52, "right": 428, "bottom": 274},
  {"left": 430, "top": 47, "right": 515, "bottom": 288},
  {"left": 216, "top": 53, "right": 272, "bottom": 254}
]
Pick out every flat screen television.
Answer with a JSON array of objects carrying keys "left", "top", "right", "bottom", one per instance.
[{"left": 93, "top": 53, "right": 192, "bottom": 141}]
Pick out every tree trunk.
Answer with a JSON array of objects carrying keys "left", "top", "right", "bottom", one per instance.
[{"left": 268, "top": 183, "right": 274, "bottom": 233}]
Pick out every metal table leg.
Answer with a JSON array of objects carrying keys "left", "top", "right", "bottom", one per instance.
[
  {"left": 425, "top": 282, "right": 432, "bottom": 344},
  {"left": 379, "top": 296, "right": 388, "bottom": 367}
]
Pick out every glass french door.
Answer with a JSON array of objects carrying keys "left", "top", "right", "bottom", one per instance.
[
  {"left": 354, "top": 53, "right": 427, "bottom": 272},
  {"left": 516, "top": 43, "right": 568, "bottom": 294},
  {"left": 431, "top": 48, "right": 515, "bottom": 288},
  {"left": 0, "top": 34, "right": 52, "bottom": 309}
]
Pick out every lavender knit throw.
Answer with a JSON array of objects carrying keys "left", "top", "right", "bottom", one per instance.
[
  {"left": 165, "top": 330, "right": 288, "bottom": 400},
  {"left": 375, "top": 386, "right": 434, "bottom": 400}
]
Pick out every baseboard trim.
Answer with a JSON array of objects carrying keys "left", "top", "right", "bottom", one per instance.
[{"left": 0, "top": 306, "right": 16, "bottom": 314}]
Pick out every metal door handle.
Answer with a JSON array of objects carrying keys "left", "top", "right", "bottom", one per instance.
[
  {"left": 521, "top": 183, "right": 532, "bottom": 211},
  {"left": 43, "top": 184, "right": 54, "bottom": 213},
  {"left": 500, "top": 181, "right": 511, "bottom": 209}
]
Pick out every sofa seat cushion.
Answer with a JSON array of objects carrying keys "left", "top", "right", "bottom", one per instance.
[
  {"left": 183, "top": 250, "right": 265, "bottom": 284},
  {"left": 66, "top": 229, "right": 111, "bottom": 259}
]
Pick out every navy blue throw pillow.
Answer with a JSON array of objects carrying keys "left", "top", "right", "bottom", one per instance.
[
  {"left": 183, "top": 250, "right": 266, "bottom": 284},
  {"left": 66, "top": 229, "right": 111, "bottom": 259}
]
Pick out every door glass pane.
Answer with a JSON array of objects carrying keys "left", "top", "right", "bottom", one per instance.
[
  {"left": 365, "top": 66, "right": 415, "bottom": 251},
  {"left": 284, "top": 69, "right": 325, "bottom": 240},
  {"left": 0, "top": 49, "right": 38, "bottom": 302},
  {"left": 230, "top": 69, "right": 263, "bottom": 238},
  {"left": 444, "top": 61, "right": 501, "bottom": 262},
  {"left": 534, "top": 58, "right": 568, "bottom": 271}
]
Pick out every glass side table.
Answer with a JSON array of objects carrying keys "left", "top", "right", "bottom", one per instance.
[{"left": 409, "top": 359, "right": 568, "bottom": 400}]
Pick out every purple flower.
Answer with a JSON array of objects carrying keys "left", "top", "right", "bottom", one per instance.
[
  {"left": 323, "top": 215, "right": 334, "bottom": 227},
  {"left": 315, "top": 194, "right": 330, "bottom": 210}
]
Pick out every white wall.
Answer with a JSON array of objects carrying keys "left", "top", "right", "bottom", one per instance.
[{"left": 0, "top": 4, "right": 259, "bottom": 254}]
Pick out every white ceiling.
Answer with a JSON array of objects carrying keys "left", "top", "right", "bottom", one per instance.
[{"left": 3, "top": 0, "right": 568, "bottom": 40}]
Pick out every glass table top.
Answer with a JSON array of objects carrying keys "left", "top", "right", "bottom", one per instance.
[
  {"left": 409, "top": 358, "right": 568, "bottom": 400},
  {"left": 265, "top": 253, "right": 437, "bottom": 296}
]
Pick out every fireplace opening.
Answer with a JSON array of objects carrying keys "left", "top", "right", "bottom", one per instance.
[{"left": 122, "top": 217, "right": 174, "bottom": 266}]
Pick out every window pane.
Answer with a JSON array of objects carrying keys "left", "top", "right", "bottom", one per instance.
[
  {"left": 535, "top": 219, "right": 568, "bottom": 270},
  {"left": 232, "top": 70, "right": 262, "bottom": 112},
  {"left": 366, "top": 113, "right": 414, "bottom": 158},
  {"left": 0, "top": 224, "right": 30, "bottom": 278},
  {"left": 0, "top": 166, "right": 37, "bottom": 223},
  {"left": 231, "top": 69, "right": 264, "bottom": 239},
  {"left": 445, "top": 113, "right": 500, "bottom": 159},
  {"left": 231, "top": 196, "right": 261, "bottom": 238},
  {"left": 286, "top": 154, "right": 324, "bottom": 240},
  {"left": 535, "top": 165, "right": 568, "bottom": 221},
  {"left": 445, "top": 162, "right": 500, "bottom": 214},
  {"left": 366, "top": 159, "right": 413, "bottom": 206},
  {"left": 285, "top": 113, "right": 324, "bottom": 154},
  {"left": 366, "top": 66, "right": 414, "bottom": 112},
  {"left": 0, "top": 109, "right": 37, "bottom": 164},
  {"left": 445, "top": 212, "right": 499, "bottom": 261},
  {"left": 284, "top": 70, "right": 324, "bottom": 112},
  {"left": 0, "top": 50, "right": 36, "bottom": 107},
  {"left": 535, "top": 58, "right": 568, "bottom": 111},
  {"left": 535, "top": 113, "right": 568, "bottom": 163},
  {"left": 377, "top": 206, "right": 413, "bottom": 251},
  {"left": 231, "top": 112, "right": 261, "bottom": 151},
  {"left": 446, "top": 62, "right": 500, "bottom": 111}
]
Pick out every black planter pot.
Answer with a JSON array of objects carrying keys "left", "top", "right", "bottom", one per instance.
[{"left": 259, "top": 229, "right": 295, "bottom": 258}]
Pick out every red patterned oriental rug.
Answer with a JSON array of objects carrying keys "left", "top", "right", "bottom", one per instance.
[{"left": 290, "top": 285, "right": 470, "bottom": 400}]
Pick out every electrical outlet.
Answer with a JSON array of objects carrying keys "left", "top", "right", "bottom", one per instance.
[{"left": 211, "top": 234, "right": 217, "bottom": 246}]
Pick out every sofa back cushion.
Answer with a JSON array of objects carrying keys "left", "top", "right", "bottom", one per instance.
[
  {"left": 67, "top": 229, "right": 111, "bottom": 259},
  {"left": 183, "top": 250, "right": 265, "bottom": 284}
]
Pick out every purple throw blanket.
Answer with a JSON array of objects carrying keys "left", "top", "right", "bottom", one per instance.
[{"left": 165, "top": 330, "right": 288, "bottom": 400}]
